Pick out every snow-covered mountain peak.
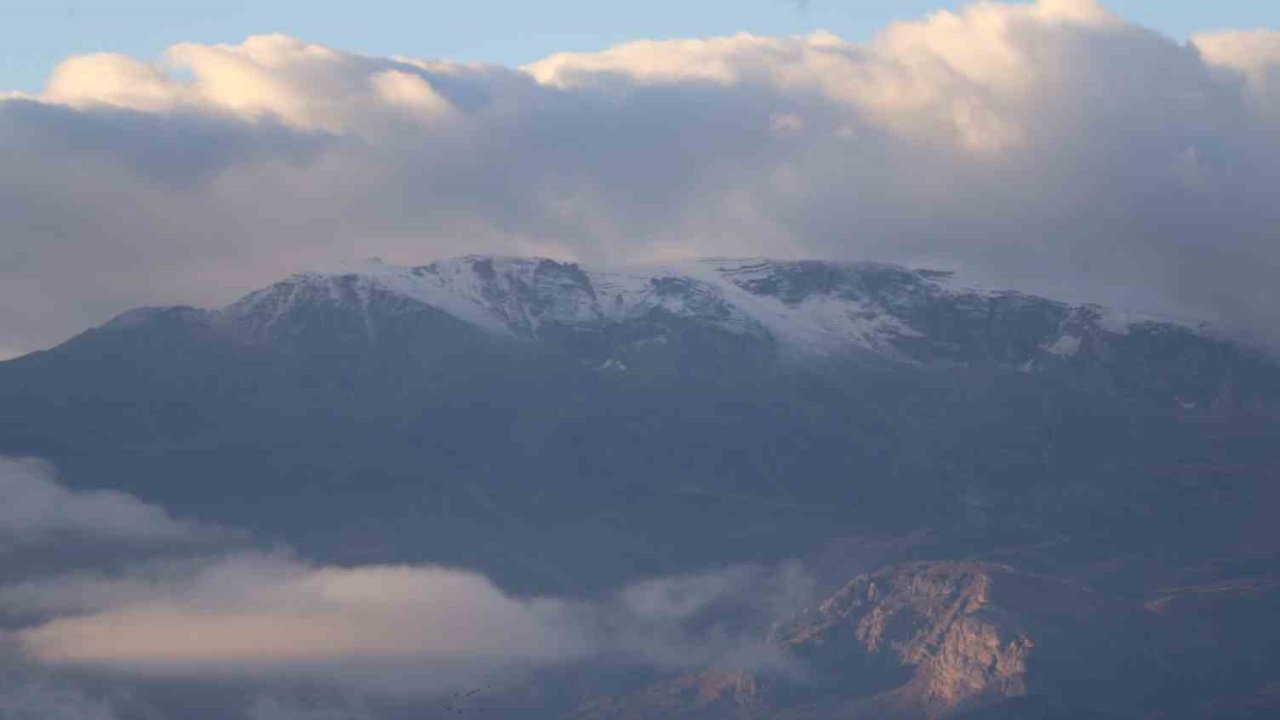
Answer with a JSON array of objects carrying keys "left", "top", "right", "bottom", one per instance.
[{"left": 210, "top": 254, "right": 1225, "bottom": 366}]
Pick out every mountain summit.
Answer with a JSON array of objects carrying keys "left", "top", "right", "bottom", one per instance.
[{"left": 103, "top": 255, "right": 1245, "bottom": 386}]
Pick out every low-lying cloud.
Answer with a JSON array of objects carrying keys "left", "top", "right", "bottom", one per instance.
[
  {"left": 11, "top": 552, "right": 810, "bottom": 683},
  {"left": 16, "top": 552, "right": 590, "bottom": 669},
  {"left": 2, "top": 0, "right": 1280, "bottom": 354},
  {"left": 0, "top": 457, "right": 208, "bottom": 544},
  {"left": 0, "top": 455, "right": 813, "bottom": 698}
]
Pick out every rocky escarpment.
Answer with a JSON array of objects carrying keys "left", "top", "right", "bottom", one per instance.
[
  {"left": 778, "top": 562, "right": 1113, "bottom": 719},
  {"left": 570, "top": 562, "right": 1121, "bottom": 720}
]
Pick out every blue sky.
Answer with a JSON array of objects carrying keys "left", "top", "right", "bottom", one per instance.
[{"left": 3, "top": 0, "right": 1278, "bottom": 93}]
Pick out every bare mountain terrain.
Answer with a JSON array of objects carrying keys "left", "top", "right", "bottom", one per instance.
[{"left": 2, "top": 256, "right": 1278, "bottom": 717}]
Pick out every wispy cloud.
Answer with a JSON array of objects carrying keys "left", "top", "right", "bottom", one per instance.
[
  {"left": 0, "top": 456, "right": 812, "bottom": 695},
  {"left": 16, "top": 552, "right": 592, "bottom": 671},
  {"left": 12, "top": 552, "right": 811, "bottom": 685},
  {"left": 0, "top": 457, "right": 219, "bottom": 545}
]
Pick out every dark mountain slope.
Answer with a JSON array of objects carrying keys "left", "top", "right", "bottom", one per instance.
[{"left": 1, "top": 257, "right": 1278, "bottom": 594}]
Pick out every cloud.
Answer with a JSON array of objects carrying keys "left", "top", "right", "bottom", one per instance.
[
  {"left": 608, "top": 561, "right": 814, "bottom": 671},
  {"left": 1193, "top": 29, "right": 1280, "bottom": 120},
  {"left": 43, "top": 35, "right": 456, "bottom": 133},
  {"left": 9, "top": 551, "right": 811, "bottom": 689},
  {"left": 523, "top": 0, "right": 1112, "bottom": 154},
  {"left": 3, "top": 0, "right": 1280, "bottom": 354},
  {"left": 17, "top": 552, "right": 590, "bottom": 670},
  {"left": 1194, "top": 29, "right": 1280, "bottom": 84},
  {"left": 0, "top": 457, "right": 208, "bottom": 544},
  {"left": 0, "top": 456, "right": 812, "bottom": 698}
]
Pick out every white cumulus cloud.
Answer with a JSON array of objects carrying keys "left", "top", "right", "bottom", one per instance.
[
  {"left": 43, "top": 34, "right": 456, "bottom": 133},
  {"left": 3, "top": 0, "right": 1280, "bottom": 353}
]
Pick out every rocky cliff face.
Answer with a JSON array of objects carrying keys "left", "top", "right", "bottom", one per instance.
[
  {"left": 571, "top": 552, "right": 1280, "bottom": 720},
  {"left": 572, "top": 562, "right": 1126, "bottom": 720},
  {"left": 778, "top": 563, "right": 1037, "bottom": 718}
]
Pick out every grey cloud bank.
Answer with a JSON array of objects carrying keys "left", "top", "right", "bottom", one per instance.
[{"left": 2, "top": 0, "right": 1280, "bottom": 353}]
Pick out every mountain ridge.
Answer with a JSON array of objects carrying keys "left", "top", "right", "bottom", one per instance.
[
  {"left": 5, "top": 253, "right": 1280, "bottom": 592},
  {"left": 4, "top": 255, "right": 1280, "bottom": 719},
  {"left": 77, "top": 254, "right": 1246, "bottom": 378}
]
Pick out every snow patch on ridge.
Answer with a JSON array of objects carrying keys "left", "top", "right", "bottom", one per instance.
[
  {"left": 659, "top": 259, "right": 920, "bottom": 355},
  {"left": 1044, "top": 334, "right": 1082, "bottom": 357},
  {"left": 219, "top": 255, "right": 1220, "bottom": 359}
]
